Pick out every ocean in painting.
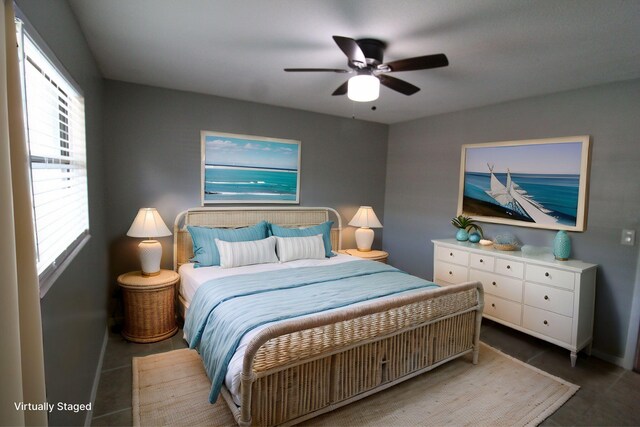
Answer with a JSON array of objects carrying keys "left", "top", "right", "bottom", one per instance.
[
  {"left": 463, "top": 172, "right": 579, "bottom": 226},
  {"left": 204, "top": 166, "right": 298, "bottom": 202}
]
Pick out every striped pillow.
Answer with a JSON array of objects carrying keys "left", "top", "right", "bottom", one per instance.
[
  {"left": 276, "top": 234, "right": 326, "bottom": 263},
  {"left": 215, "top": 236, "right": 278, "bottom": 269}
]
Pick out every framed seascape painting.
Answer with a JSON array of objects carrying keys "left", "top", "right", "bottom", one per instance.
[
  {"left": 201, "top": 131, "right": 301, "bottom": 204},
  {"left": 457, "top": 136, "right": 591, "bottom": 231}
]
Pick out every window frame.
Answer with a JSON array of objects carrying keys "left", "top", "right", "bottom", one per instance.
[{"left": 15, "top": 7, "right": 91, "bottom": 298}]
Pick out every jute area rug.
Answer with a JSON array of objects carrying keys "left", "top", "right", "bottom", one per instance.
[{"left": 132, "top": 342, "right": 578, "bottom": 426}]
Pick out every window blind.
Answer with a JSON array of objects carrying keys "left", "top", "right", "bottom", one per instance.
[{"left": 18, "top": 22, "right": 89, "bottom": 288}]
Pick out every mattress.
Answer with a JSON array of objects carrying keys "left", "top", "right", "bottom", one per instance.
[{"left": 179, "top": 254, "right": 360, "bottom": 404}]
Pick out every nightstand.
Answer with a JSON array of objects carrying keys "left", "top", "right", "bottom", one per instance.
[
  {"left": 339, "top": 249, "right": 389, "bottom": 263},
  {"left": 117, "top": 269, "right": 179, "bottom": 343}
]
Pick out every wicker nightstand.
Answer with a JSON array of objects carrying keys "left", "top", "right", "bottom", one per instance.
[
  {"left": 339, "top": 249, "right": 389, "bottom": 263},
  {"left": 117, "top": 269, "right": 179, "bottom": 343}
]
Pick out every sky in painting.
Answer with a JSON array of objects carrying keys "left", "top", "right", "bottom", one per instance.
[
  {"left": 465, "top": 142, "right": 583, "bottom": 174},
  {"left": 205, "top": 135, "right": 300, "bottom": 170}
]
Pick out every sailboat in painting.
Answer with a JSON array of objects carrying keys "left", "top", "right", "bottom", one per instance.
[{"left": 485, "top": 164, "right": 558, "bottom": 225}]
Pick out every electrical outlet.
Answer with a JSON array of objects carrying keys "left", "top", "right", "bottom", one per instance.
[{"left": 621, "top": 229, "right": 635, "bottom": 246}]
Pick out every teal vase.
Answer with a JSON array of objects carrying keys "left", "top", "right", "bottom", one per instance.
[
  {"left": 456, "top": 229, "right": 469, "bottom": 241},
  {"left": 469, "top": 232, "right": 481, "bottom": 243},
  {"left": 553, "top": 230, "right": 571, "bottom": 260}
]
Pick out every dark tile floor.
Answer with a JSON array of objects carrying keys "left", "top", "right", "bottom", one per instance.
[{"left": 91, "top": 320, "right": 640, "bottom": 426}]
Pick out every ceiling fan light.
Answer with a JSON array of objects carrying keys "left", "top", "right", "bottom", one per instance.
[{"left": 347, "top": 75, "right": 380, "bottom": 102}]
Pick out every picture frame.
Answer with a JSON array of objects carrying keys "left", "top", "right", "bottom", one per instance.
[
  {"left": 457, "top": 136, "right": 591, "bottom": 231},
  {"left": 201, "top": 131, "right": 301, "bottom": 204}
]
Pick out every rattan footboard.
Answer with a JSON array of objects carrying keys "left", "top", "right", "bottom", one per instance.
[
  {"left": 226, "top": 281, "right": 483, "bottom": 426},
  {"left": 173, "top": 208, "right": 484, "bottom": 426}
]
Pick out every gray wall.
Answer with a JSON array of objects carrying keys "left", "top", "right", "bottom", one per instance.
[
  {"left": 384, "top": 79, "right": 640, "bottom": 361},
  {"left": 102, "top": 80, "right": 388, "bottom": 291},
  {"left": 15, "top": 0, "right": 108, "bottom": 425}
]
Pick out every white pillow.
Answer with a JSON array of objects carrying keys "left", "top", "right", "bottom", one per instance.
[
  {"left": 214, "top": 236, "right": 278, "bottom": 268},
  {"left": 276, "top": 234, "right": 326, "bottom": 263}
]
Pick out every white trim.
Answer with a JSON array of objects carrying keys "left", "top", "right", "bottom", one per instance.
[
  {"left": 622, "top": 249, "right": 640, "bottom": 370},
  {"left": 84, "top": 326, "right": 109, "bottom": 427},
  {"left": 39, "top": 234, "right": 90, "bottom": 298}
]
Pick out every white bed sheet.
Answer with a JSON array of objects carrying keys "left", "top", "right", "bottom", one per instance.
[{"left": 179, "top": 254, "right": 360, "bottom": 405}]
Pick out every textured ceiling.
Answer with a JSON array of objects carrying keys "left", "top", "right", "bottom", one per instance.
[{"left": 68, "top": 0, "right": 640, "bottom": 124}]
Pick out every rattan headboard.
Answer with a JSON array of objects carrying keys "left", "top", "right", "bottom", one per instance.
[{"left": 173, "top": 207, "right": 343, "bottom": 270}]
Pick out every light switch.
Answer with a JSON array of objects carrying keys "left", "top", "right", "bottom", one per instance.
[{"left": 621, "top": 229, "right": 635, "bottom": 246}]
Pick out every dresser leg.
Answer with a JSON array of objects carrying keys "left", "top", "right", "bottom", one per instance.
[{"left": 570, "top": 351, "right": 577, "bottom": 367}]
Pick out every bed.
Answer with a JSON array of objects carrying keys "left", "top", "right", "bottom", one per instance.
[{"left": 174, "top": 207, "right": 484, "bottom": 426}]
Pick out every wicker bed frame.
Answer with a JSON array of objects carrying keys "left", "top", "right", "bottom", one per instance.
[{"left": 174, "top": 207, "right": 484, "bottom": 426}]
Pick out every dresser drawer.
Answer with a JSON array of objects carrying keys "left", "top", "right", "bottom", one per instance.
[
  {"left": 470, "top": 253, "right": 495, "bottom": 271},
  {"left": 436, "top": 246, "right": 469, "bottom": 266},
  {"left": 484, "top": 294, "right": 522, "bottom": 325},
  {"left": 434, "top": 261, "right": 468, "bottom": 284},
  {"left": 471, "top": 270, "right": 523, "bottom": 303},
  {"left": 495, "top": 258, "right": 524, "bottom": 279},
  {"left": 526, "top": 264, "right": 575, "bottom": 290},
  {"left": 523, "top": 305, "right": 572, "bottom": 344},
  {"left": 524, "top": 282, "right": 574, "bottom": 317}
]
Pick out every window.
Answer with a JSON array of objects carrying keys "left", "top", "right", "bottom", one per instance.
[{"left": 16, "top": 18, "right": 89, "bottom": 295}]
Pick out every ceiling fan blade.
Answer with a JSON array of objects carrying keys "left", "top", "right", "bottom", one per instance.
[
  {"left": 331, "top": 81, "right": 349, "bottom": 96},
  {"left": 284, "top": 68, "right": 349, "bottom": 73},
  {"left": 332, "top": 36, "right": 366, "bottom": 66},
  {"left": 379, "top": 74, "right": 420, "bottom": 95},
  {"left": 383, "top": 53, "right": 449, "bottom": 72}
]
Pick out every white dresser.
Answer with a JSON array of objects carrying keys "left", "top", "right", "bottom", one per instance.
[{"left": 432, "top": 238, "right": 597, "bottom": 366}]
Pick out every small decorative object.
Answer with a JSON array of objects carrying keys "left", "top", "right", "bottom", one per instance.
[
  {"left": 468, "top": 232, "right": 481, "bottom": 243},
  {"left": 348, "top": 206, "right": 383, "bottom": 252},
  {"left": 451, "top": 215, "right": 483, "bottom": 242},
  {"left": 479, "top": 239, "right": 493, "bottom": 246},
  {"left": 493, "top": 232, "right": 519, "bottom": 251},
  {"left": 553, "top": 230, "right": 571, "bottom": 260},
  {"left": 127, "top": 208, "right": 172, "bottom": 276}
]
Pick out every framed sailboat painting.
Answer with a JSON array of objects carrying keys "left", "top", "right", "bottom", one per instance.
[{"left": 457, "top": 136, "right": 591, "bottom": 231}]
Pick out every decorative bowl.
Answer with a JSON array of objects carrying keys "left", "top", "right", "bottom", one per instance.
[{"left": 493, "top": 233, "right": 519, "bottom": 251}]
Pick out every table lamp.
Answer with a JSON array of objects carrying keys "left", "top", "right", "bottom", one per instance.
[
  {"left": 126, "top": 208, "right": 172, "bottom": 276},
  {"left": 348, "top": 206, "right": 383, "bottom": 252}
]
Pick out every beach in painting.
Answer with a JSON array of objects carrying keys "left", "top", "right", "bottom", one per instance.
[{"left": 202, "top": 132, "right": 300, "bottom": 203}]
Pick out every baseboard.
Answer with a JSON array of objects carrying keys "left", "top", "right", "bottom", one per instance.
[
  {"left": 84, "top": 326, "right": 109, "bottom": 427},
  {"left": 591, "top": 348, "right": 626, "bottom": 369}
]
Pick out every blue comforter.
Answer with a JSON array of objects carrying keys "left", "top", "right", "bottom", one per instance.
[{"left": 183, "top": 260, "right": 439, "bottom": 403}]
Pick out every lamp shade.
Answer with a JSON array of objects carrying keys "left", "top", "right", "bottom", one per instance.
[
  {"left": 348, "top": 206, "right": 383, "bottom": 228},
  {"left": 126, "top": 208, "right": 171, "bottom": 239},
  {"left": 348, "top": 75, "right": 380, "bottom": 102}
]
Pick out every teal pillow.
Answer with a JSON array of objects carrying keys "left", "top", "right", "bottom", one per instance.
[
  {"left": 269, "top": 221, "right": 335, "bottom": 257},
  {"left": 187, "top": 221, "right": 269, "bottom": 267}
]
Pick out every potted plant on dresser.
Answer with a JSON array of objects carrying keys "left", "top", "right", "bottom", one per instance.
[{"left": 451, "top": 215, "right": 483, "bottom": 242}]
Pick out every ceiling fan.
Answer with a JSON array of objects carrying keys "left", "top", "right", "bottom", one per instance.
[{"left": 284, "top": 36, "right": 449, "bottom": 102}]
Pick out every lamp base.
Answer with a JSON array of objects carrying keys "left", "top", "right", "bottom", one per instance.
[
  {"left": 354, "top": 227, "right": 374, "bottom": 252},
  {"left": 138, "top": 240, "right": 162, "bottom": 276}
]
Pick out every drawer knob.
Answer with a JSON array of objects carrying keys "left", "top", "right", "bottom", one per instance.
[
  {"left": 491, "top": 303, "right": 496, "bottom": 308},
  {"left": 507, "top": 265, "right": 511, "bottom": 269},
  {"left": 545, "top": 272, "right": 550, "bottom": 277},
  {"left": 492, "top": 281, "right": 497, "bottom": 286},
  {"left": 449, "top": 271, "right": 453, "bottom": 275},
  {"left": 450, "top": 252, "right": 453, "bottom": 257},
  {"left": 544, "top": 295, "right": 549, "bottom": 300},
  {"left": 543, "top": 320, "right": 548, "bottom": 325},
  {"left": 480, "top": 259, "right": 484, "bottom": 263}
]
